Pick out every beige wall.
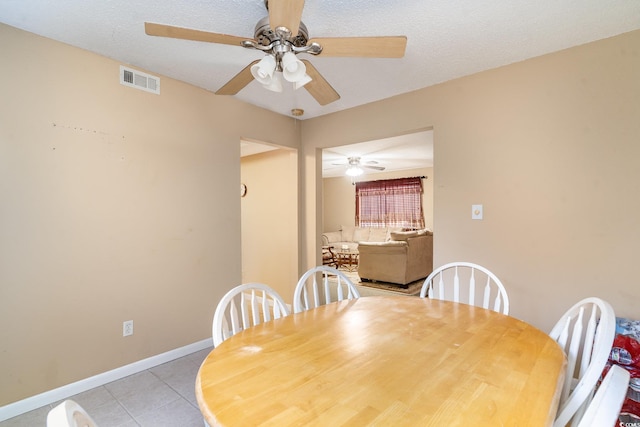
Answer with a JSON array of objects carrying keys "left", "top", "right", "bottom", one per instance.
[
  {"left": 0, "top": 24, "right": 299, "bottom": 405},
  {"left": 323, "top": 167, "right": 434, "bottom": 232},
  {"left": 241, "top": 148, "right": 298, "bottom": 302},
  {"left": 302, "top": 30, "right": 640, "bottom": 333}
]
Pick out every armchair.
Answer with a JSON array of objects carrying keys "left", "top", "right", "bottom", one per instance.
[{"left": 358, "top": 230, "right": 433, "bottom": 285}]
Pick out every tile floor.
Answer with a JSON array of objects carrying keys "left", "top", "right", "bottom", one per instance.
[{"left": 0, "top": 346, "right": 213, "bottom": 427}]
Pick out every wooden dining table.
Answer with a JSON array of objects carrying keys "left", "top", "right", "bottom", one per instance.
[{"left": 196, "top": 296, "right": 566, "bottom": 426}]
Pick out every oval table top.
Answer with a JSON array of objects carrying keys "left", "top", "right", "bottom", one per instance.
[{"left": 196, "top": 296, "right": 566, "bottom": 426}]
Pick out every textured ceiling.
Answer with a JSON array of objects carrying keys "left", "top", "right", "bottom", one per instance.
[{"left": 2, "top": 1, "right": 639, "bottom": 120}]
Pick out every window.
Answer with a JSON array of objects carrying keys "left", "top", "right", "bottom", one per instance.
[{"left": 355, "top": 177, "right": 425, "bottom": 229}]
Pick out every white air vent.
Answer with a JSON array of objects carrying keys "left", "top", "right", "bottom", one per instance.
[{"left": 119, "top": 66, "right": 160, "bottom": 95}]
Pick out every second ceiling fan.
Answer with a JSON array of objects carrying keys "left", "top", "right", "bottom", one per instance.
[
  {"left": 336, "top": 157, "right": 386, "bottom": 176},
  {"left": 145, "top": 0, "right": 407, "bottom": 106}
]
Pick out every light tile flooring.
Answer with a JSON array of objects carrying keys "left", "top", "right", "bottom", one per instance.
[{"left": 0, "top": 346, "right": 213, "bottom": 427}]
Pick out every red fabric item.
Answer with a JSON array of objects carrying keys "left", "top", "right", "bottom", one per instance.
[{"left": 611, "top": 335, "right": 640, "bottom": 369}]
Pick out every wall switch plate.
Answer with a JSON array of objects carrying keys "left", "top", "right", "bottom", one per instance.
[
  {"left": 472, "top": 204, "right": 483, "bottom": 220},
  {"left": 123, "top": 320, "right": 133, "bottom": 337}
]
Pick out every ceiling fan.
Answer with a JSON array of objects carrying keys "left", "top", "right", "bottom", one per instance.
[
  {"left": 144, "top": 0, "right": 407, "bottom": 106},
  {"left": 333, "top": 156, "right": 386, "bottom": 176}
]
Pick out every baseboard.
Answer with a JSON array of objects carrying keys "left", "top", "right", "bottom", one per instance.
[{"left": 0, "top": 338, "right": 213, "bottom": 422}]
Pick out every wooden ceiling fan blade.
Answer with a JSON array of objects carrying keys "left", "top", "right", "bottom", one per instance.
[
  {"left": 215, "top": 60, "right": 259, "bottom": 95},
  {"left": 301, "top": 60, "right": 340, "bottom": 106},
  {"left": 145, "top": 22, "right": 248, "bottom": 47},
  {"left": 309, "top": 36, "right": 407, "bottom": 58},
  {"left": 268, "top": 0, "right": 304, "bottom": 37}
]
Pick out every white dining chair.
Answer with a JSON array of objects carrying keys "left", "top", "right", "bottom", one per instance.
[
  {"left": 212, "top": 283, "right": 290, "bottom": 347},
  {"left": 419, "top": 262, "right": 510, "bottom": 314},
  {"left": 549, "top": 297, "right": 616, "bottom": 427},
  {"left": 47, "top": 399, "right": 98, "bottom": 427},
  {"left": 576, "top": 364, "right": 630, "bottom": 427},
  {"left": 293, "top": 266, "right": 360, "bottom": 313}
]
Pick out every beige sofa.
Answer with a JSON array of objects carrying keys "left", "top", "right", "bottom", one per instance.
[
  {"left": 322, "top": 225, "right": 402, "bottom": 251},
  {"left": 357, "top": 229, "right": 433, "bottom": 286}
]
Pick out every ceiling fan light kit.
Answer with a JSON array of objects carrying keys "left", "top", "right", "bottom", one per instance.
[
  {"left": 250, "top": 51, "right": 312, "bottom": 92},
  {"left": 144, "top": 0, "right": 407, "bottom": 106},
  {"left": 342, "top": 156, "right": 383, "bottom": 177},
  {"left": 346, "top": 165, "right": 364, "bottom": 177}
]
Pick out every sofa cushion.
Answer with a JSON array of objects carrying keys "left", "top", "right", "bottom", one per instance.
[
  {"left": 353, "top": 227, "right": 371, "bottom": 242},
  {"left": 341, "top": 225, "right": 355, "bottom": 242},
  {"left": 368, "top": 228, "right": 388, "bottom": 242},
  {"left": 358, "top": 241, "right": 407, "bottom": 248},
  {"left": 390, "top": 230, "right": 419, "bottom": 241}
]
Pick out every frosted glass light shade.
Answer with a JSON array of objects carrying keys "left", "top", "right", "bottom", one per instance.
[
  {"left": 281, "top": 52, "right": 306, "bottom": 83},
  {"left": 250, "top": 55, "right": 276, "bottom": 84},
  {"left": 346, "top": 166, "right": 363, "bottom": 176},
  {"left": 294, "top": 73, "right": 312, "bottom": 90},
  {"left": 263, "top": 72, "right": 283, "bottom": 93}
]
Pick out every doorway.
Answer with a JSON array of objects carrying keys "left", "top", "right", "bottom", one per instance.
[
  {"left": 240, "top": 139, "right": 298, "bottom": 301},
  {"left": 321, "top": 130, "right": 434, "bottom": 233}
]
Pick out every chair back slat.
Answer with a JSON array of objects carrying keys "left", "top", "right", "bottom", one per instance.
[
  {"left": 493, "top": 292, "right": 502, "bottom": 313},
  {"left": 580, "top": 306, "right": 598, "bottom": 377},
  {"left": 453, "top": 266, "right": 460, "bottom": 303},
  {"left": 435, "top": 273, "right": 445, "bottom": 299},
  {"left": 293, "top": 266, "right": 360, "bottom": 313},
  {"left": 273, "top": 301, "right": 283, "bottom": 319},
  {"left": 347, "top": 282, "right": 357, "bottom": 299},
  {"left": 573, "top": 305, "right": 601, "bottom": 423},
  {"left": 468, "top": 269, "right": 476, "bottom": 306},
  {"left": 482, "top": 276, "right": 492, "bottom": 310},
  {"left": 323, "top": 274, "right": 332, "bottom": 305},
  {"left": 261, "top": 290, "right": 272, "bottom": 322},
  {"left": 212, "top": 283, "right": 290, "bottom": 347},
  {"left": 556, "top": 314, "right": 574, "bottom": 403},
  {"left": 312, "top": 275, "right": 320, "bottom": 308},
  {"left": 302, "top": 285, "right": 310, "bottom": 310},
  {"left": 250, "top": 290, "right": 260, "bottom": 326},
  {"left": 420, "top": 262, "right": 510, "bottom": 315},
  {"left": 564, "top": 308, "right": 585, "bottom": 403},
  {"left": 230, "top": 300, "right": 241, "bottom": 335},
  {"left": 336, "top": 276, "right": 345, "bottom": 301}
]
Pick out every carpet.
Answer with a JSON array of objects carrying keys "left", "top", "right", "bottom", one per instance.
[
  {"left": 335, "top": 268, "right": 423, "bottom": 296},
  {"left": 358, "top": 278, "right": 424, "bottom": 295}
]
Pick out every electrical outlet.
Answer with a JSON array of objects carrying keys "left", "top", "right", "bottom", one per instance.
[{"left": 123, "top": 320, "right": 133, "bottom": 337}]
